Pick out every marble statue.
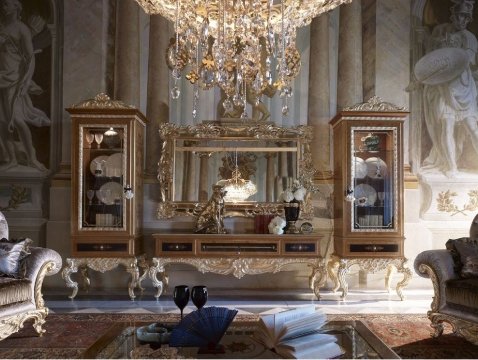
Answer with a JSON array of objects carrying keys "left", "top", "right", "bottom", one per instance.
[
  {"left": 194, "top": 185, "right": 228, "bottom": 234},
  {"left": 412, "top": 0, "right": 478, "bottom": 178},
  {"left": 0, "top": 0, "right": 50, "bottom": 172}
]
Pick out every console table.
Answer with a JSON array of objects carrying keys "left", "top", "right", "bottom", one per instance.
[{"left": 149, "top": 233, "right": 327, "bottom": 299}]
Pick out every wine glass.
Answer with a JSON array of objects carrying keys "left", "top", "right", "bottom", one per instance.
[
  {"left": 86, "top": 190, "right": 95, "bottom": 205},
  {"left": 94, "top": 133, "right": 103, "bottom": 148},
  {"left": 191, "top": 285, "right": 208, "bottom": 310},
  {"left": 173, "top": 285, "right": 190, "bottom": 320},
  {"left": 85, "top": 133, "right": 95, "bottom": 148},
  {"left": 377, "top": 192, "right": 385, "bottom": 207}
]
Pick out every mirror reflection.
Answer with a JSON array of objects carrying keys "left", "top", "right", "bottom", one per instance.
[{"left": 158, "top": 123, "right": 316, "bottom": 218}]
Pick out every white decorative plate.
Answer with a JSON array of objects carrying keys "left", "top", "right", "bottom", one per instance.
[
  {"left": 106, "top": 153, "right": 123, "bottom": 177},
  {"left": 353, "top": 157, "right": 367, "bottom": 179},
  {"left": 90, "top": 155, "right": 109, "bottom": 176},
  {"left": 97, "top": 182, "right": 123, "bottom": 205},
  {"left": 365, "top": 157, "right": 388, "bottom": 179},
  {"left": 354, "top": 184, "right": 377, "bottom": 207}
]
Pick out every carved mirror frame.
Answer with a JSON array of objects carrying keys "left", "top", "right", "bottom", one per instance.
[{"left": 157, "top": 122, "right": 318, "bottom": 219}]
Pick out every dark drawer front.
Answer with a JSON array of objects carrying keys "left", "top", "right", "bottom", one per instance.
[
  {"left": 76, "top": 243, "right": 127, "bottom": 252},
  {"left": 200, "top": 242, "right": 278, "bottom": 254},
  {"left": 349, "top": 244, "right": 399, "bottom": 253},
  {"left": 162, "top": 242, "right": 194, "bottom": 252},
  {"left": 284, "top": 243, "right": 316, "bottom": 253}
]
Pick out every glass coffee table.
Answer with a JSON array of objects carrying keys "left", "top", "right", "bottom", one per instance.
[{"left": 84, "top": 320, "right": 399, "bottom": 359}]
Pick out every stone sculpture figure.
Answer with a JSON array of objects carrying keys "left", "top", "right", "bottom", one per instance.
[
  {"left": 412, "top": 0, "right": 478, "bottom": 177},
  {"left": 194, "top": 185, "right": 228, "bottom": 234},
  {"left": 0, "top": 0, "right": 50, "bottom": 171}
]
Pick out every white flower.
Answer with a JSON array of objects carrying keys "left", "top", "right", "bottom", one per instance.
[
  {"left": 281, "top": 189, "right": 295, "bottom": 202},
  {"left": 279, "top": 180, "right": 307, "bottom": 202},
  {"left": 268, "top": 216, "right": 286, "bottom": 234},
  {"left": 293, "top": 187, "right": 307, "bottom": 201}
]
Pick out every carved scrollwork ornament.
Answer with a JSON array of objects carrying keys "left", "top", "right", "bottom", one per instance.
[
  {"left": 343, "top": 96, "right": 407, "bottom": 112},
  {"left": 157, "top": 123, "right": 318, "bottom": 219},
  {"left": 71, "top": 93, "right": 133, "bottom": 109}
]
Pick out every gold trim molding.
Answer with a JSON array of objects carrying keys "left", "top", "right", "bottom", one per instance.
[
  {"left": 71, "top": 93, "right": 133, "bottom": 109},
  {"left": 157, "top": 123, "right": 318, "bottom": 219},
  {"left": 343, "top": 96, "right": 407, "bottom": 112}
]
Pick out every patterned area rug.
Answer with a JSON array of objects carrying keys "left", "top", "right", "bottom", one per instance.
[{"left": 0, "top": 313, "right": 477, "bottom": 358}]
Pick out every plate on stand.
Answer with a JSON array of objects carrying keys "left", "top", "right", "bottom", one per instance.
[
  {"left": 90, "top": 155, "right": 109, "bottom": 176},
  {"left": 354, "top": 184, "right": 377, "bottom": 206},
  {"left": 106, "top": 153, "right": 123, "bottom": 177},
  {"left": 365, "top": 157, "right": 388, "bottom": 179},
  {"left": 97, "top": 182, "right": 123, "bottom": 205}
]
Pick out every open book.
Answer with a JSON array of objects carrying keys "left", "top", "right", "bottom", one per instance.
[{"left": 254, "top": 305, "right": 344, "bottom": 359}]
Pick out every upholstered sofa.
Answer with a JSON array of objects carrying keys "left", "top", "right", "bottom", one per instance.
[
  {"left": 415, "top": 236, "right": 478, "bottom": 345},
  {"left": 0, "top": 211, "right": 62, "bottom": 340}
]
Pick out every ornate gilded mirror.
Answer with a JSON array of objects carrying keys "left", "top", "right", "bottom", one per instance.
[{"left": 157, "top": 122, "right": 317, "bottom": 219}]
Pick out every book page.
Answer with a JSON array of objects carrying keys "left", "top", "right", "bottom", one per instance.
[
  {"left": 280, "top": 333, "right": 338, "bottom": 352},
  {"left": 255, "top": 306, "right": 323, "bottom": 349},
  {"left": 277, "top": 340, "right": 344, "bottom": 359},
  {"left": 255, "top": 314, "right": 277, "bottom": 348},
  {"left": 272, "top": 305, "right": 316, "bottom": 341},
  {"left": 281, "top": 311, "right": 327, "bottom": 340}
]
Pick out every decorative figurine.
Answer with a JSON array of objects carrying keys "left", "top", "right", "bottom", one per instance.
[{"left": 195, "top": 185, "right": 228, "bottom": 234}]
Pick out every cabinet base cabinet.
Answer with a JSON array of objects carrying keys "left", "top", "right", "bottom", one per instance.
[
  {"left": 333, "top": 236, "right": 404, "bottom": 258},
  {"left": 71, "top": 236, "right": 141, "bottom": 257},
  {"left": 327, "top": 254, "right": 412, "bottom": 301},
  {"left": 61, "top": 256, "right": 149, "bottom": 300}
]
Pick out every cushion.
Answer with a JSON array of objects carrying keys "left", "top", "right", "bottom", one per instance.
[
  {"left": 470, "top": 213, "right": 478, "bottom": 239},
  {"left": 0, "top": 238, "right": 32, "bottom": 278},
  {"left": 446, "top": 278, "right": 478, "bottom": 314},
  {"left": 0, "top": 213, "right": 7, "bottom": 240},
  {"left": 462, "top": 255, "right": 478, "bottom": 278},
  {"left": 0, "top": 277, "right": 32, "bottom": 306},
  {"left": 446, "top": 237, "right": 478, "bottom": 277}
]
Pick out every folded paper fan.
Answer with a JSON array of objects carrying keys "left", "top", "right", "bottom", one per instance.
[{"left": 169, "top": 306, "right": 238, "bottom": 348}]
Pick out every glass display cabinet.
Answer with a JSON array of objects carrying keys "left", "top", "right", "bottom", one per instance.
[
  {"left": 62, "top": 93, "right": 148, "bottom": 300},
  {"left": 328, "top": 96, "right": 412, "bottom": 300}
]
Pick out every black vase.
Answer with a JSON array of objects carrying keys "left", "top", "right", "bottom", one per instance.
[{"left": 284, "top": 200, "right": 300, "bottom": 234}]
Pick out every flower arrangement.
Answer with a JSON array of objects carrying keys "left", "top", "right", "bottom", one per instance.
[
  {"left": 279, "top": 180, "right": 307, "bottom": 202},
  {"left": 268, "top": 216, "right": 287, "bottom": 235}
]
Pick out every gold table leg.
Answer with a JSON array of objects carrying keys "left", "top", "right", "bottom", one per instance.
[
  {"left": 61, "top": 257, "right": 143, "bottom": 300},
  {"left": 327, "top": 255, "right": 341, "bottom": 293},
  {"left": 327, "top": 256, "right": 411, "bottom": 300},
  {"left": 149, "top": 258, "right": 166, "bottom": 299}
]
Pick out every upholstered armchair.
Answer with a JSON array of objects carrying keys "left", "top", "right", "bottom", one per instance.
[
  {"left": 414, "top": 237, "right": 478, "bottom": 345},
  {"left": 0, "top": 211, "right": 62, "bottom": 340}
]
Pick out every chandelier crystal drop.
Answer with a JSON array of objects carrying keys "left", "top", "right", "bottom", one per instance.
[
  {"left": 135, "top": 0, "right": 352, "bottom": 117},
  {"left": 217, "top": 167, "right": 257, "bottom": 203}
]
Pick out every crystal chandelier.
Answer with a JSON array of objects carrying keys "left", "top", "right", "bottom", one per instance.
[
  {"left": 217, "top": 167, "right": 257, "bottom": 203},
  {"left": 216, "top": 149, "right": 257, "bottom": 202},
  {"left": 135, "top": 0, "right": 351, "bottom": 119}
]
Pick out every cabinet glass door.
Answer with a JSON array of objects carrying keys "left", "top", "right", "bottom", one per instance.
[
  {"left": 79, "top": 124, "right": 127, "bottom": 230},
  {"left": 351, "top": 127, "right": 397, "bottom": 231}
]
